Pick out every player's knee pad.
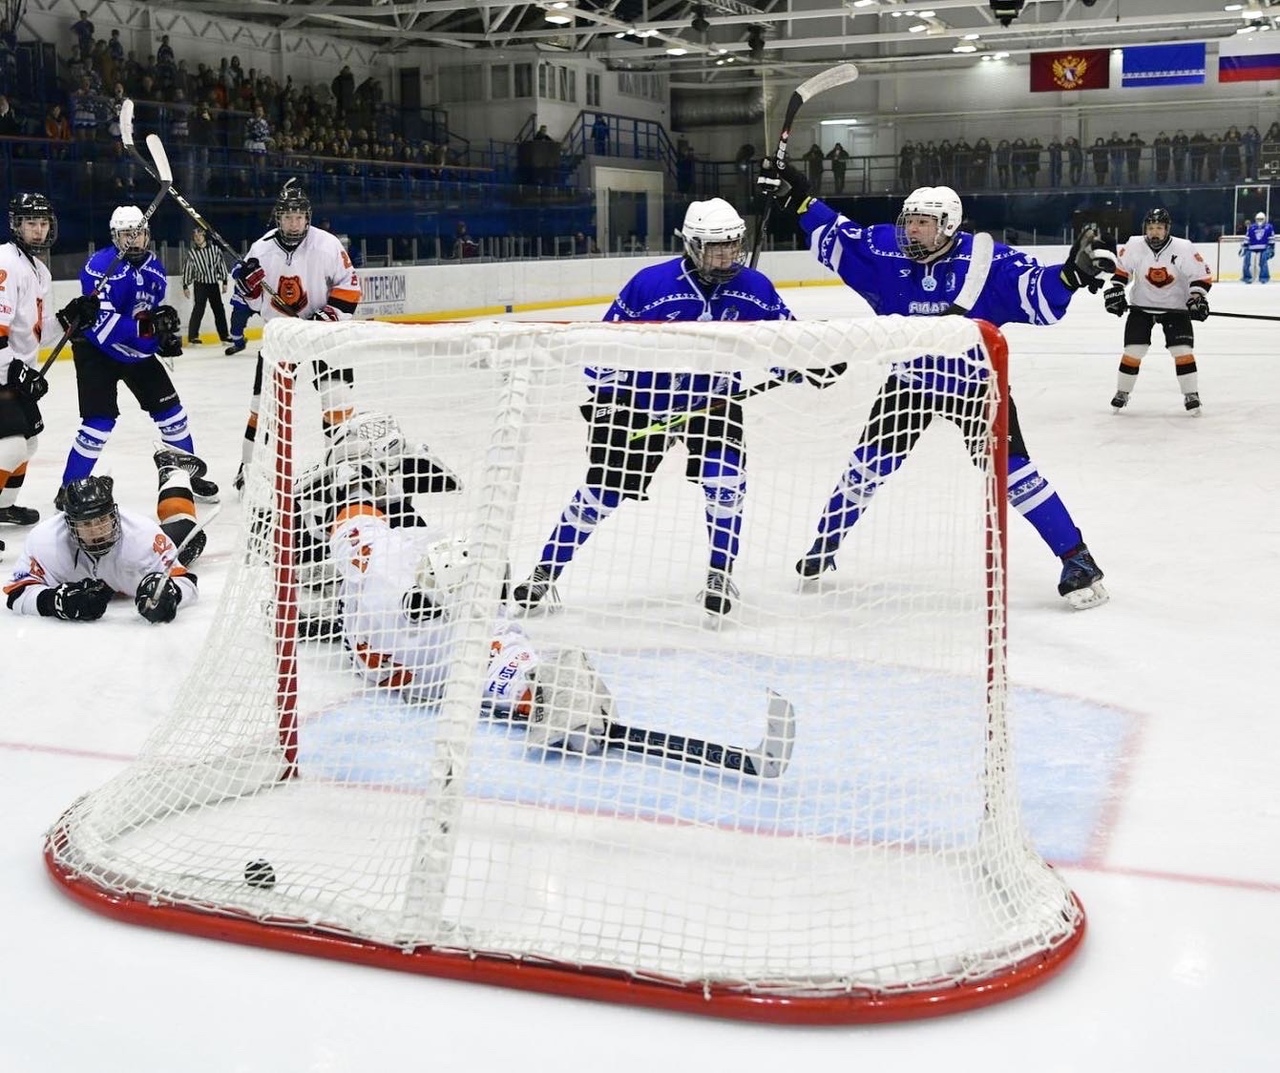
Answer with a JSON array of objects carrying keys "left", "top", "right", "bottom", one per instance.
[
  {"left": 1007, "top": 455, "right": 1054, "bottom": 515},
  {"left": 1169, "top": 345, "right": 1195, "bottom": 361},
  {"left": 700, "top": 457, "right": 746, "bottom": 519},
  {"left": 0, "top": 434, "right": 26, "bottom": 473},
  {"left": 565, "top": 486, "right": 619, "bottom": 530},
  {"left": 1121, "top": 344, "right": 1149, "bottom": 362}
]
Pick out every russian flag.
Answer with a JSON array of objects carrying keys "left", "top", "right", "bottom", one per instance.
[{"left": 1218, "top": 33, "right": 1280, "bottom": 83}]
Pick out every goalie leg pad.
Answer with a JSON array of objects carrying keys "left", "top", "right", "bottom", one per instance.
[{"left": 527, "top": 648, "right": 613, "bottom": 756}]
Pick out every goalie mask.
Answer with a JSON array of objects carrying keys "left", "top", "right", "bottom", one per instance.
[
  {"left": 414, "top": 536, "right": 470, "bottom": 600},
  {"left": 62, "top": 475, "right": 122, "bottom": 558},
  {"left": 109, "top": 205, "right": 151, "bottom": 267},
  {"left": 273, "top": 178, "right": 312, "bottom": 252},
  {"left": 896, "top": 186, "right": 963, "bottom": 262},
  {"left": 9, "top": 192, "right": 57, "bottom": 255},
  {"left": 1143, "top": 207, "right": 1172, "bottom": 252},
  {"left": 677, "top": 198, "right": 747, "bottom": 284}
]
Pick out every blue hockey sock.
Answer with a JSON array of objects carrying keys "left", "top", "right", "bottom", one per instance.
[
  {"left": 700, "top": 450, "right": 746, "bottom": 573},
  {"left": 814, "top": 446, "right": 903, "bottom": 548},
  {"left": 537, "top": 486, "right": 622, "bottom": 573},
  {"left": 1007, "top": 454, "right": 1082, "bottom": 557},
  {"left": 61, "top": 416, "right": 115, "bottom": 485}
]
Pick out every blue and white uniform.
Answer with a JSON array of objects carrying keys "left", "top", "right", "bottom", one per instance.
[
  {"left": 794, "top": 198, "right": 1092, "bottom": 589},
  {"left": 1242, "top": 217, "right": 1274, "bottom": 284}
]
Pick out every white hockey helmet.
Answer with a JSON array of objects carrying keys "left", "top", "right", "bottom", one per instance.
[
  {"left": 677, "top": 197, "right": 747, "bottom": 283},
  {"left": 896, "top": 185, "right": 963, "bottom": 261},
  {"left": 1256, "top": 211, "right": 1267, "bottom": 223},
  {"left": 327, "top": 411, "right": 407, "bottom": 499},
  {"left": 415, "top": 536, "right": 471, "bottom": 599},
  {"left": 109, "top": 204, "right": 150, "bottom": 265}
]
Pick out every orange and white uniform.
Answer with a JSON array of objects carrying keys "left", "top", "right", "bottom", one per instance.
[
  {"left": 0, "top": 239, "right": 56, "bottom": 364},
  {"left": 4, "top": 508, "right": 196, "bottom": 615},
  {"left": 1112, "top": 234, "right": 1211, "bottom": 310},
  {"left": 240, "top": 225, "right": 361, "bottom": 322}
]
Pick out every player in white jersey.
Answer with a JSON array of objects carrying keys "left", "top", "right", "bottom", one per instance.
[
  {"left": 329, "top": 504, "right": 610, "bottom": 754},
  {"left": 0, "top": 194, "right": 59, "bottom": 543},
  {"left": 4, "top": 470, "right": 199, "bottom": 624},
  {"left": 230, "top": 179, "right": 363, "bottom": 492},
  {"left": 1103, "top": 207, "right": 1213, "bottom": 414}
]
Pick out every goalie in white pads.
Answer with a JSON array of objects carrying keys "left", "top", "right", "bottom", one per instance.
[{"left": 329, "top": 502, "right": 794, "bottom": 775}]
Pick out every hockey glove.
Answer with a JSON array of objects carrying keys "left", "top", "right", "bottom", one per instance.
[
  {"left": 155, "top": 334, "right": 184, "bottom": 359},
  {"left": 579, "top": 388, "right": 641, "bottom": 424},
  {"left": 232, "top": 257, "right": 265, "bottom": 299},
  {"left": 151, "top": 305, "right": 182, "bottom": 338},
  {"left": 1058, "top": 225, "right": 1114, "bottom": 293},
  {"left": 1103, "top": 284, "right": 1129, "bottom": 318},
  {"left": 37, "top": 578, "right": 113, "bottom": 622},
  {"left": 56, "top": 293, "right": 101, "bottom": 335},
  {"left": 756, "top": 160, "right": 812, "bottom": 216},
  {"left": 135, "top": 571, "right": 183, "bottom": 623},
  {"left": 401, "top": 588, "right": 444, "bottom": 623},
  {"left": 769, "top": 361, "right": 848, "bottom": 389},
  {"left": 7, "top": 357, "right": 49, "bottom": 402},
  {"left": 308, "top": 304, "right": 342, "bottom": 322},
  {"left": 1186, "top": 289, "right": 1210, "bottom": 322}
]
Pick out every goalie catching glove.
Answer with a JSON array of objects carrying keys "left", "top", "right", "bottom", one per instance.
[
  {"left": 524, "top": 648, "right": 612, "bottom": 755},
  {"left": 756, "top": 160, "right": 813, "bottom": 217}
]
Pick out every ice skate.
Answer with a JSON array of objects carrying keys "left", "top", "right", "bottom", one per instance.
[
  {"left": 701, "top": 567, "right": 739, "bottom": 616},
  {"left": 153, "top": 443, "right": 220, "bottom": 503},
  {"left": 1058, "top": 543, "right": 1109, "bottom": 610},
  {"left": 1183, "top": 392, "right": 1201, "bottom": 416},
  {"left": 511, "top": 564, "right": 560, "bottom": 613},
  {"left": 795, "top": 538, "right": 838, "bottom": 581},
  {"left": 225, "top": 337, "right": 246, "bottom": 356},
  {"left": 1110, "top": 390, "right": 1130, "bottom": 411},
  {"left": 0, "top": 505, "right": 40, "bottom": 526}
]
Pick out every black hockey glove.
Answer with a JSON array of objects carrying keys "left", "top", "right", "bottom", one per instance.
[
  {"left": 56, "top": 293, "right": 101, "bottom": 335},
  {"left": 1058, "top": 225, "right": 1115, "bottom": 293},
  {"left": 1103, "top": 284, "right": 1128, "bottom": 318},
  {"left": 155, "top": 334, "right": 184, "bottom": 359},
  {"left": 308, "top": 304, "right": 341, "bottom": 322},
  {"left": 401, "top": 587, "right": 444, "bottom": 623},
  {"left": 579, "top": 388, "right": 641, "bottom": 425},
  {"left": 769, "top": 361, "right": 848, "bottom": 389},
  {"left": 232, "top": 257, "right": 265, "bottom": 299},
  {"left": 36, "top": 578, "right": 113, "bottom": 622},
  {"left": 7, "top": 357, "right": 49, "bottom": 402},
  {"left": 756, "top": 159, "right": 812, "bottom": 216},
  {"left": 1186, "top": 289, "right": 1210, "bottom": 322},
  {"left": 135, "top": 571, "right": 183, "bottom": 623},
  {"left": 138, "top": 304, "right": 181, "bottom": 338}
]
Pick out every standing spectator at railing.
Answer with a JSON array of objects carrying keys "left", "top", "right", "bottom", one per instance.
[
  {"left": 70, "top": 77, "right": 98, "bottom": 142},
  {"left": 937, "top": 140, "right": 954, "bottom": 185},
  {"left": 1222, "top": 126, "right": 1242, "bottom": 183},
  {"left": 1026, "top": 138, "right": 1043, "bottom": 187},
  {"left": 71, "top": 10, "right": 95, "bottom": 59},
  {"left": 1106, "top": 132, "right": 1125, "bottom": 183},
  {"left": 952, "top": 138, "right": 971, "bottom": 189},
  {"left": 1205, "top": 133, "right": 1222, "bottom": 183},
  {"left": 331, "top": 65, "right": 355, "bottom": 121},
  {"left": 1009, "top": 137, "right": 1028, "bottom": 187},
  {"left": 1065, "top": 137, "right": 1083, "bottom": 185},
  {"left": 970, "top": 137, "right": 991, "bottom": 186},
  {"left": 995, "top": 138, "right": 1011, "bottom": 188},
  {"left": 592, "top": 113, "right": 609, "bottom": 156},
  {"left": 1242, "top": 124, "right": 1261, "bottom": 179},
  {"left": 0, "top": 94, "right": 19, "bottom": 139},
  {"left": 1091, "top": 137, "right": 1109, "bottom": 184},
  {"left": 803, "top": 143, "right": 824, "bottom": 194},
  {"left": 1153, "top": 132, "right": 1171, "bottom": 184},
  {"left": 107, "top": 29, "right": 124, "bottom": 74},
  {"left": 898, "top": 141, "right": 915, "bottom": 191},
  {"left": 1124, "top": 133, "right": 1144, "bottom": 185},
  {"left": 1047, "top": 137, "right": 1063, "bottom": 188},
  {"left": 1171, "top": 130, "right": 1189, "bottom": 182},
  {"left": 1188, "top": 130, "right": 1207, "bottom": 182},
  {"left": 155, "top": 34, "right": 176, "bottom": 91},
  {"left": 826, "top": 142, "right": 850, "bottom": 194}
]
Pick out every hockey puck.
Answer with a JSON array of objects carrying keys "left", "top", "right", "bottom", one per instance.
[{"left": 244, "top": 858, "right": 277, "bottom": 890}]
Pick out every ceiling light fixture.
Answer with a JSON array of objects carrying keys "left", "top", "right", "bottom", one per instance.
[{"left": 691, "top": 5, "right": 711, "bottom": 33}]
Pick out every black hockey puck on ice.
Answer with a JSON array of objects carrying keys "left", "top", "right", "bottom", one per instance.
[{"left": 244, "top": 859, "right": 277, "bottom": 890}]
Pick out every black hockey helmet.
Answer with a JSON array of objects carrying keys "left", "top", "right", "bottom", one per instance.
[
  {"left": 273, "top": 177, "right": 312, "bottom": 251},
  {"left": 1143, "top": 207, "right": 1172, "bottom": 251},
  {"left": 62, "top": 475, "right": 122, "bottom": 557},
  {"left": 8, "top": 192, "right": 57, "bottom": 254}
]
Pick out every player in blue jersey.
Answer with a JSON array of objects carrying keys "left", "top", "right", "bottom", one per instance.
[
  {"left": 55, "top": 205, "right": 219, "bottom": 503},
  {"left": 757, "top": 166, "right": 1114, "bottom": 609},
  {"left": 511, "top": 197, "right": 808, "bottom": 618},
  {"left": 1242, "top": 211, "right": 1274, "bottom": 284}
]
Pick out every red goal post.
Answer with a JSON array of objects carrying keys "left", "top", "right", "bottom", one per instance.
[
  {"left": 1216, "top": 234, "right": 1248, "bottom": 281},
  {"left": 44, "top": 315, "right": 1084, "bottom": 1024}
]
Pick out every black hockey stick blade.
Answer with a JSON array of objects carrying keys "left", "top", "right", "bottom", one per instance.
[{"left": 606, "top": 690, "right": 796, "bottom": 778}]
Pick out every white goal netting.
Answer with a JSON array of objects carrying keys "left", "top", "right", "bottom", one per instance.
[{"left": 46, "top": 316, "right": 1083, "bottom": 1023}]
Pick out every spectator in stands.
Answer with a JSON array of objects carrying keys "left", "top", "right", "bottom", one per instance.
[
  {"left": 1205, "top": 133, "right": 1222, "bottom": 183},
  {"left": 1242, "top": 124, "right": 1261, "bottom": 179},
  {"left": 44, "top": 103, "right": 72, "bottom": 154},
  {"left": 70, "top": 77, "right": 98, "bottom": 142},
  {"left": 1222, "top": 126, "right": 1242, "bottom": 182},
  {"left": 332, "top": 65, "right": 355, "bottom": 120},
  {"left": 105, "top": 81, "right": 127, "bottom": 140},
  {"left": 0, "top": 94, "right": 19, "bottom": 138},
  {"left": 803, "top": 143, "right": 824, "bottom": 194},
  {"left": 1152, "top": 132, "right": 1171, "bottom": 184},
  {"left": 1171, "top": 130, "right": 1189, "bottom": 182},
  {"left": 826, "top": 142, "right": 850, "bottom": 194},
  {"left": 592, "top": 113, "right": 609, "bottom": 156},
  {"left": 953, "top": 138, "right": 972, "bottom": 188},
  {"left": 1047, "top": 137, "right": 1063, "bottom": 187},
  {"left": 1124, "top": 133, "right": 1144, "bottom": 185},
  {"left": 1010, "top": 137, "right": 1028, "bottom": 186},
  {"left": 995, "top": 139, "right": 1011, "bottom": 188},
  {"left": 453, "top": 220, "right": 478, "bottom": 259},
  {"left": 573, "top": 231, "right": 599, "bottom": 256},
  {"left": 1188, "top": 131, "right": 1207, "bottom": 182},
  {"left": 898, "top": 141, "right": 915, "bottom": 190},
  {"left": 107, "top": 29, "right": 124, "bottom": 72},
  {"left": 533, "top": 124, "right": 553, "bottom": 141},
  {"left": 970, "top": 137, "right": 991, "bottom": 187},
  {"left": 71, "top": 10, "right": 95, "bottom": 58},
  {"left": 1091, "top": 138, "right": 1109, "bottom": 184},
  {"left": 243, "top": 103, "right": 272, "bottom": 195},
  {"left": 0, "top": 21, "right": 16, "bottom": 94},
  {"left": 1026, "top": 138, "right": 1043, "bottom": 187}
]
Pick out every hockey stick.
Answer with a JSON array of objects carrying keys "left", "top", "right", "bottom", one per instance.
[
  {"left": 625, "top": 362, "right": 847, "bottom": 443},
  {"left": 750, "top": 62, "right": 859, "bottom": 270},
  {"left": 607, "top": 690, "right": 796, "bottom": 778},
  {"left": 38, "top": 122, "right": 173, "bottom": 377},
  {"left": 118, "top": 99, "right": 292, "bottom": 314},
  {"left": 943, "top": 231, "right": 994, "bottom": 315},
  {"left": 1207, "top": 310, "right": 1280, "bottom": 322},
  {"left": 143, "top": 504, "right": 223, "bottom": 613}
]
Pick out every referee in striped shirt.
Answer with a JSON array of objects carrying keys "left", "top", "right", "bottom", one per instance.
[{"left": 181, "top": 228, "right": 230, "bottom": 345}]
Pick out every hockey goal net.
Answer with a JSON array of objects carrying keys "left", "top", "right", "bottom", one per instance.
[
  {"left": 1216, "top": 234, "right": 1247, "bottom": 281},
  {"left": 45, "top": 316, "right": 1083, "bottom": 1023}
]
